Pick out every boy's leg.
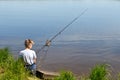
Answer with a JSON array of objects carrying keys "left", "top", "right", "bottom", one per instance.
[{"left": 30, "top": 64, "right": 36, "bottom": 76}]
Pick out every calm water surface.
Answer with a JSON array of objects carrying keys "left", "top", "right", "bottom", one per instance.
[{"left": 0, "top": 0, "right": 120, "bottom": 77}]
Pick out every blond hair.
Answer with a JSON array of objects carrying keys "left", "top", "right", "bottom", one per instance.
[{"left": 24, "top": 39, "right": 34, "bottom": 48}]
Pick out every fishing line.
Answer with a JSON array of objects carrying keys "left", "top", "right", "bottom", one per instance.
[{"left": 37, "top": 8, "right": 88, "bottom": 67}]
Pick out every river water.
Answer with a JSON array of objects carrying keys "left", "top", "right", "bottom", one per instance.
[{"left": 0, "top": 0, "right": 120, "bottom": 78}]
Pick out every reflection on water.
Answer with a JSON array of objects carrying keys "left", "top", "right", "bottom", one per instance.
[{"left": 0, "top": 0, "right": 120, "bottom": 77}]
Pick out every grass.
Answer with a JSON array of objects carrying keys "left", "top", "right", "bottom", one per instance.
[
  {"left": 54, "top": 71, "right": 76, "bottom": 80},
  {"left": 0, "top": 48, "right": 120, "bottom": 80},
  {"left": 89, "top": 64, "right": 110, "bottom": 80},
  {"left": 0, "top": 48, "right": 29, "bottom": 80}
]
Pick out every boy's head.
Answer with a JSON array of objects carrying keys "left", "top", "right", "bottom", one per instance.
[{"left": 24, "top": 39, "right": 34, "bottom": 49}]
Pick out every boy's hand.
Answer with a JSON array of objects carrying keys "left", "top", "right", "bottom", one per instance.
[{"left": 45, "top": 40, "right": 51, "bottom": 46}]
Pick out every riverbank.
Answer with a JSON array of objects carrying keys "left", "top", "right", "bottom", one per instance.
[
  {"left": 1, "top": 48, "right": 120, "bottom": 80},
  {"left": 1, "top": 39, "right": 120, "bottom": 78},
  {"left": 0, "top": 48, "right": 76, "bottom": 80}
]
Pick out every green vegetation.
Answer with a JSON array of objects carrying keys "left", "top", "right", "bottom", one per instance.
[
  {"left": 0, "top": 48, "right": 120, "bottom": 80},
  {"left": 79, "top": 64, "right": 110, "bottom": 80},
  {"left": 0, "top": 48, "right": 29, "bottom": 80},
  {"left": 54, "top": 71, "right": 76, "bottom": 80},
  {"left": 89, "top": 64, "right": 110, "bottom": 80}
]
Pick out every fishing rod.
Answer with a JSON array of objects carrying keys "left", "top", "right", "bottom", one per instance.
[
  {"left": 36, "top": 8, "right": 88, "bottom": 67},
  {"left": 50, "top": 8, "right": 88, "bottom": 42},
  {"left": 37, "top": 8, "right": 88, "bottom": 54}
]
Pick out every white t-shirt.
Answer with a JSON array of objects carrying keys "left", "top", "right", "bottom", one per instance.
[{"left": 19, "top": 49, "right": 37, "bottom": 65}]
